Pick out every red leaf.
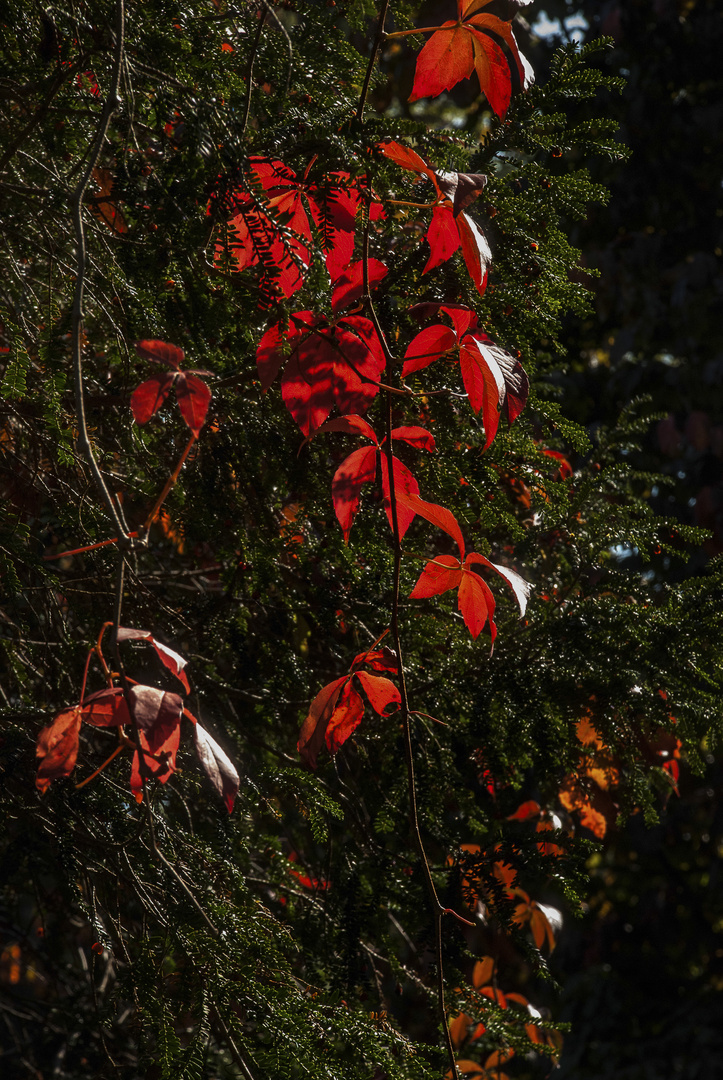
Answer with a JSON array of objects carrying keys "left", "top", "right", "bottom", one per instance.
[
  {"left": 541, "top": 448, "right": 573, "bottom": 479},
  {"left": 353, "top": 671, "right": 401, "bottom": 716},
  {"left": 297, "top": 676, "right": 348, "bottom": 768},
  {"left": 436, "top": 170, "right": 488, "bottom": 216},
  {"left": 130, "top": 373, "right": 175, "bottom": 425},
  {"left": 116, "top": 628, "right": 191, "bottom": 693},
  {"left": 135, "top": 340, "right": 185, "bottom": 369},
  {"left": 458, "top": 568, "right": 496, "bottom": 641},
  {"left": 307, "top": 173, "right": 359, "bottom": 279},
  {"left": 380, "top": 454, "right": 420, "bottom": 539},
  {"left": 36, "top": 706, "right": 82, "bottom": 792},
  {"left": 258, "top": 312, "right": 385, "bottom": 437},
  {"left": 331, "top": 259, "right": 387, "bottom": 314},
  {"left": 82, "top": 687, "right": 130, "bottom": 727},
  {"left": 508, "top": 799, "right": 541, "bottom": 821},
  {"left": 174, "top": 372, "right": 212, "bottom": 436},
  {"left": 402, "top": 324, "right": 456, "bottom": 377},
  {"left": 314, "top": 415, "right": 378, "bottom": 442},
  {"left": 390, "top": 425, "right": 436, "bottom": 452},
  {"left": 90, "top": 167, "right": 128, "bottom": 235},
  {"left": 130, "top": 722, "right": 182, "bottom": 803},
  {"left": 457, "top": 212, "right": 491, "bottom": 295},
  {"left": 408, "top": 2, "right": 532, "bottom": 119},
  {"left": 331, "top": 445, "right": 377, "bottom": 542},
  {"left": 410, "top": 554, "right": 461, "bottom": 599},
  {"left": 466, "top": 555, "right": 531, "bottom": 616},
  {"left": 397, "top": 492, "right": 466, "bottom": 558},
  {"left": 193, "top": 722, "right": 240, "bottom": 813},
  {"left": 128, "top": 685, "right": 183, "bottom": 740},
  {"left": 324, "top": 679, "right": 366, "bottom": 756},
  {"left": 423, "top": 206, "right": 461, "bottom": 273},
  {"left": 377, "top": 139, "right": 439, "bottom": 189},
  {"left": 351, "top": 645, "right": 399, "bottom": 674},
  {"left": 441, "top": 304, "right": 478, "bottom": 338},
  {"left": 459, "top": 337, "right": 505, "bottom": 449}
]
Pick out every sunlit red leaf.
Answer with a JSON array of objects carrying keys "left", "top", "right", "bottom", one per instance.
[
  {"left": 403, "top": 324, "right": 457, "bottom": 377},
  {"left": 398, "top": 492, "right": 466, "bottom": 557},
  {"left": 331, "top": 259, "right": 388, "bottom": 314},
  {"left": 408, "top": 0, "right": 533, "bottom": 118},
  {"left": 174, "top": 373, "right": 212, "bottom": 437},
  {"left": 354, "top": 671, "right": 401, "bottom": 716},
  {"left": 257, "top": 312, "right": 385, "bottom": 437},
  {"left": 130, "top": 721, "right": 182, "bottom": 803},
  {"left": 135, "top": 340, "right": 185, "bottom": 369},
  {"left": 297, "top": 676, "right": 348, "bottom": 768},
  {"left": 380, "top": 453, "right": 420, "bottom": 538},
  {"left": 332, "top": 445, "right": 378, "bottom": 542},
  {"left": 410, "top": 555, "right": 461, "bottom": 599},
  {"left": 323, "top": 679, "right": 365, "bottom": 757},
  {"left": 35, "top": 706, "right": 82, "bottom": 792},
  {"left": 391, "top": 426, "right": 436, "bottom": 452},
  {"left": 458, "top": 567, "right": 496, "bottom": 641},
  {"left": 82, "top": 686, "right": 131, "bottom": 727},
  {"left": 423, "top": 205, "right": 461, "bottom": 273},
  {"left": 130, "top": 373, "right": 175, "bottom": 425},
  {"left": 457, "top": 213, "right": 491, "bottom": 295}
]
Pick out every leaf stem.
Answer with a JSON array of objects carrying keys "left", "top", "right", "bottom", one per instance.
[
  {"left": 142, "top": 433, "right": 198, "bottom": 532},
  {"left": 384, "top": 26, "right": 444, "bottom": 39}
]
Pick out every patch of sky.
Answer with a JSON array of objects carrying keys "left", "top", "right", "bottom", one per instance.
[{"left": 531, "top": 9, "right": 589, "bottom": 46}]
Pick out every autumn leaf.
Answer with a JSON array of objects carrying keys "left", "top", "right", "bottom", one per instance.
[
  {"left": 407, "top": 0, "right": 533, "bottom": 118},
  {"left": 116, "top": 627, "right": 190, "bottom": 693},
  {"left": 257, "top": 315, "right": 386, "bottom": 437},
  {"left": 131, "top": 341, "right": 212, "bottom": 437},
  {"left": 400, "top": 494, "right": 531, "bottom": 641},
  {"left": 90, "top": 167, "right": 128, "bottom": 235},
  {"left": 404, "top": 307, "right": 529, "bottom": 449},
  {"left": 298, "top": 666, "right": 400, "bottom": 768},
  {"left": 192, "top": 719, "right": 240, "bottom": 813},
  {"left": 316, "top": 416, "right": 434, "bottom": 541},
  {"left": 35, "top": 706, "right": 83, "bottom": 793},
  {"left": 379, "top": 141, "right": 491, "bottom": 293}
]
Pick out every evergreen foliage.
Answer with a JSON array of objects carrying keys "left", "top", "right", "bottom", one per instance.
[{"left": 1, "top": 2, "right": 721, "bottom": 1078}]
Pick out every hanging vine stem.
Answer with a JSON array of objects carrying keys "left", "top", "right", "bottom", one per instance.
[{"left": 358, "top": 66, "right": 460, "bottom": 1079}]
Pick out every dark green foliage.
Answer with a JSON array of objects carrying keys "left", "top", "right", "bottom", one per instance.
[{"left": 1, "top": 2, "right": 722, "bottom": 1079}]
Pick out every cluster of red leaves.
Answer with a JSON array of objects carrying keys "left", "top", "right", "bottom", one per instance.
[
  {"left": 215, "top": 157, "right": 379, "bottom": 301},
  {"left": 408, "top": 0, "right": 534, "bottom": 118},
  {"left": 378, "top": 139, "right": 492, "bottom": 295},
  {"left": 35, "top": 627, "right": 239, "bottom": 812},
  {"left": 312, "top": 414, "right": 435, "bottom": 542},
  {"left": 404, "top": 304, "right": 528, "bottom": 450},
  {"left": 401, "top": 492, "right": 531, "bottom": 642},
  {"left": 130, "top": 340, "right": 212, "bottom": 438},
  {"left": 256, "top": 262, "right": 388, "bottom": 437},
  {"left": 297, "top": 644, "right": 400, "bottom": 768}
]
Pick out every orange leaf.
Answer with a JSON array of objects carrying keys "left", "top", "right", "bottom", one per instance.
[
  {"left": 35, "top": 706, "right": 82, "bottom": 792},
  {"left": 471, "top": 956, "right": 494, "bottom": 988}
]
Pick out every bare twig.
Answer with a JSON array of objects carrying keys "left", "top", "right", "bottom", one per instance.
[
  {"left": 356, "top": 0, "right": 391, "bottom": 123},
  {"left": 70, "top": 0, "right": 128, "bottom": 541},
  {"left": 241, "top": 8, "right": 267, "bottom": 136}
]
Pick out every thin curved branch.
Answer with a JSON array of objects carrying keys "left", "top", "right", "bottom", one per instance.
[{"left": 70, "top": 0, "right": 128, "bottom": 541}]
